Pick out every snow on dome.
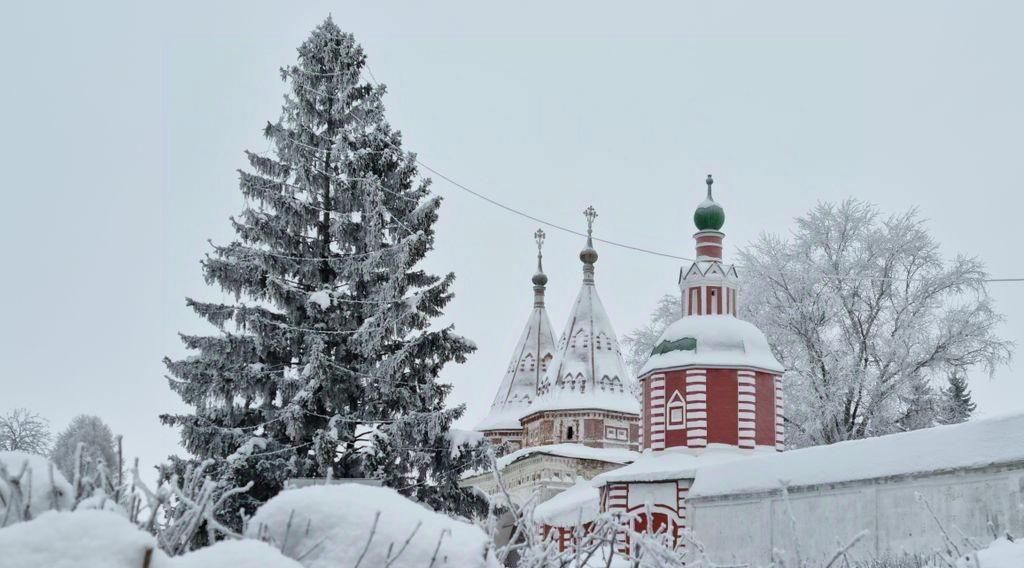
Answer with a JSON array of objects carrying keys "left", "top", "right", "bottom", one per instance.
[
  {"left": 245, "top": 484, "right": 499, "bottom": 568},
  {"left": 531, "top": 277, "right": 639, "bottom": 419},
  {"left": 533, "top": 478, "right": 600, "bottom": 527},
  {"left": 638, "top": 315, "right": 784, "bottom": 377},
  {"left": 0, "top": 451, "right": 74, "bottom": 527},
  {"left": 689, "top": 412, "right": 1024, "bottom": 499},
  {"left": 475, "top": 294, "right": 556, "bottom": 432}
]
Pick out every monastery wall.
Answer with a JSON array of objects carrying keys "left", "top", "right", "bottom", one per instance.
[{"left": 688, "top": 462, "right": 1024, "bottom": 566}]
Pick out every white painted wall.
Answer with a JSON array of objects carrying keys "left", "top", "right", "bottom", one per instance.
[{"left": 689, "top": 464, "right": 1024, "bottom": 566}]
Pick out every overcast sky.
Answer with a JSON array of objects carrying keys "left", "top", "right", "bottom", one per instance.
[{"left": 3, "top": 1, "right": 1022, "bottom": 474}]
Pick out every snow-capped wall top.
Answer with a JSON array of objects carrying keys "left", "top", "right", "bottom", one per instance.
[
  {"left": 531, "top": 249, "right": 639, "bottom": 418},
  {"left": 688, "top": 412, "right": 1024, "bottom": 499},
  {"left": 591, "top": 445, "right": 761, "bottom": 486},
  {"left": 638, "top": 315, "right": 784, "bottom": 377},
  {"left": 476, "top": 233, "right": 557, "bottom": 432},
  {"left": 533, "top": 478, "right": 601, "bottom": 527}
]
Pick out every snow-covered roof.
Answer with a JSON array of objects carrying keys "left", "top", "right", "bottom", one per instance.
[
  {"left": 530, "top": 236, "right": 639, "bottom": 419},
  {"left": 496, "top": 443, "right": 638, "bottom": 471},
  {"left": 533, "top": 478, "right": 600, "bottom": 527},
  {"left": 638, "top": 315, "right": 784, "bottom": 377},
  {"left": 689, "top": 412, "right": 1024, "bottom": 499},
  {"left": 591, "top": 446, "right": 762, "bottom": 486},
  {"left": 476, "top": 270, "right": 557, "bottom": 432}
]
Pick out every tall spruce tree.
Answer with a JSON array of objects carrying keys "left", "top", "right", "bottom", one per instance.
[
  {"left": 938, "top": 369, "right": 977, "bottom": 425},
  {"left": 162, "top": 17, "right": 485, "bottom": 525}
]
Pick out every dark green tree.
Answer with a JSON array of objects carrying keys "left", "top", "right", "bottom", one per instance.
[
  {"left": 938, "top": 369, "right": 977, "bottom": 425},
  {"left": 161, "top": 17, "right": 485, "bottom": 532}
]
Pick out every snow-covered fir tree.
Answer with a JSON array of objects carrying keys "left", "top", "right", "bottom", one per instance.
[
  {"left": 161, "top": 17, "right": 485, "bottom": 528},
  {"left": 938, "top": 368, "right": 977, "bottom": 425}
]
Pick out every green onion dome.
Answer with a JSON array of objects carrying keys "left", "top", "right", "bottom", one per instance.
[{"left": 694, "top": 174, "right": 725, "bottom": 231}]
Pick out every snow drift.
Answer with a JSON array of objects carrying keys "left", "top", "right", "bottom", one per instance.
[{"left": 245, "top": 484, "right": 499, "bottom": 568}]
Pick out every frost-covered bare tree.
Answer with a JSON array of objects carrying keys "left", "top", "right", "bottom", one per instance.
[
  {"left": 739, "top": 200, "right": 1012, "bottom": 446},
  {"left": 0, "top": 408, "right": 52, "bottom": 454},
  {"left": 622, "top": 293, "right": 679, "bottom": 374},
  {"left": 50, "top": 415, "right": 119, "bottom": 482}
]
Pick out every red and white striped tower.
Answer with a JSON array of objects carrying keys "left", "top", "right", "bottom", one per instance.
[
  {"left": 639, "top": 174, "right": 784, "bottom": 454},
  {"left": 598, "top": 175, "right": 785, "bottom": 554}
]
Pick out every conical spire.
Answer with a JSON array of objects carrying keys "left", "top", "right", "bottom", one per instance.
[
  {"left": 476, "top": 230, "right": 557, "bottom": 432},
  {"left": 530, "top": 213, "right": 639, "bottom": 419}
]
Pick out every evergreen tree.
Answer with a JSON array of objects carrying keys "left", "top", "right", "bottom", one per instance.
[
  {"left": 938, "top": 369, "right": 977, "bottom": 425},
  {"left": 162, "top": 17, "right": 485, "bottom": 528},
  {"left": 895, "top": 377, "right": 938, "bottom": 432}
]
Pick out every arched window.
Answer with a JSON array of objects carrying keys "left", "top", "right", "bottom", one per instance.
[
  {"left": 566, "top": 426, "right": 575, "bottom": 440},
  {"left": 541, "top": 353, "right": 552, "bottom": 372},
  {"left": 667, "top": 391, "right": 686, "bottom": 431}
]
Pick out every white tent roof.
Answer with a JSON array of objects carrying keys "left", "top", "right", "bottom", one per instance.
[
  {"left": 530, "top": 235, "right": 639, "bottom": 419},
  {"left": 476, "top": 292, "right": 556, "bottom": 431}
]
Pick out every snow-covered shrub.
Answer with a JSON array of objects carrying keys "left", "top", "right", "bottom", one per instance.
[
  {"left": 135, "top": 459, "right": 253, "bottom": 554},
  {"left": 245, "top": 484, "right": 499, "bottom": 567},
  {"left": 0, "top": 509, "right": 303, "bottom": 568},
  {"left": 0, "top": 509, "right": 166, "bottom": 568},
  {"left": 0, "top": 451, "right": 73, "bottom": 526}
]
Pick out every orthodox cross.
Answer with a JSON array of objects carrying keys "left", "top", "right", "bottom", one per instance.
[
  {"left": 534, "top": 228, "right": 546, "bottom": 271},
  {"left": 583, "top": 206, "right": 598, "bottom": 238}
]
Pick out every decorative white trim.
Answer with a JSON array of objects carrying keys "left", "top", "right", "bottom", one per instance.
[{"left": 666, "top": 390, "right": 686, "bottom": 431}]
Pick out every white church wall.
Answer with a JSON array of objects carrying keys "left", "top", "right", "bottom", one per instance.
[{"left": 689, "top": 464, "right": 1024, "bottom": 566}]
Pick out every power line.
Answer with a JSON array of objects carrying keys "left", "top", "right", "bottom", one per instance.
[{"left": 272, "top": 64, "right": 1024, "bottom": 285}]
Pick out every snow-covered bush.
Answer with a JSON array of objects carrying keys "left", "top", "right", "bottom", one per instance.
[
  {"left": 0, "top": 509, "right": 165, "bottom": 568},
  {"left": 245, "top": 484, "right": 499, "bottom": 567},
  {"left": 0, "top": 451, "right": 73, "bottom": 526},
  {"left": 0, "top": 509, "right": 301, "bottom": 568}
]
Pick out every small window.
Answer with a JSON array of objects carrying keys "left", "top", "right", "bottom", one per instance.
[
  {"left": 566, "top": 426, "right": 575, "bottom": 440},
  {"left": 667, "top": 391, "right": 686, "bottom": 431}
]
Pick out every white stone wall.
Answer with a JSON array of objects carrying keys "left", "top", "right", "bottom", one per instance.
[{"left": 689, "top": 464, "right": 1024, "bottom": 566}]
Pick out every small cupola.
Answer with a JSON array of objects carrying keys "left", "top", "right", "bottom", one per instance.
[{"left": 693, "top": 174, "right": 725, "bottom": 231}]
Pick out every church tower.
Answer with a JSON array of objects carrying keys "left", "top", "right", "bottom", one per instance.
[
  {"left": 475, "top": 230, "right": 557, "bottom": 451},
  {"left": 520, "top": 207, "right": 640, "bottom": 450},
  {"left": 591, "top": 176, "right": 785, "bottom": 554},
  {"left": 640, "top": 175, "right": 784, "bottom": 453}
]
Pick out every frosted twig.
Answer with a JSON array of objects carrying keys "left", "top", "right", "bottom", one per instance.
[{"left": 353, "top": 510, "right": 380, "bottom": 568}]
